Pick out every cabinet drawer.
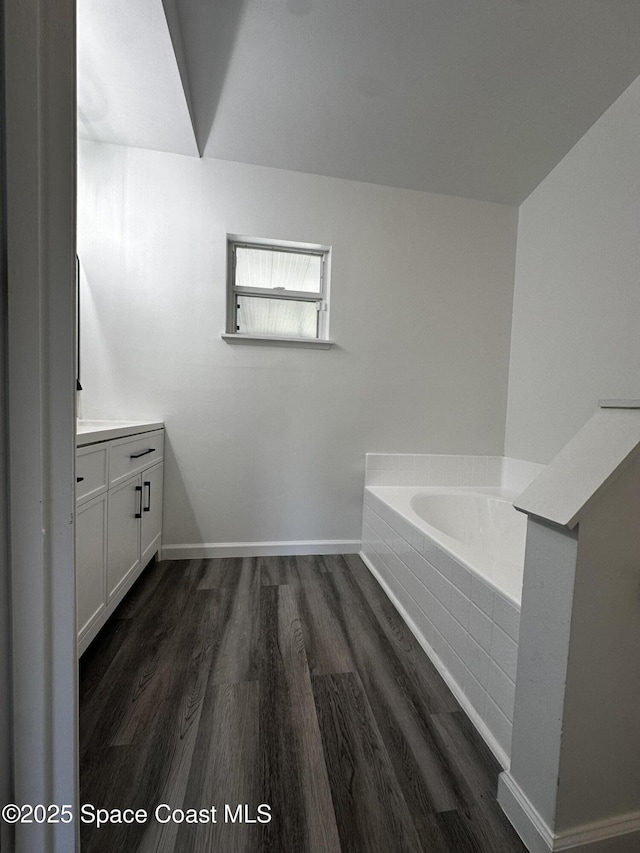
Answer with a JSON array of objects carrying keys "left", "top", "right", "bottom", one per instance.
[
  {"left": 76, "top": 445, "right": 109, "bottom": 504},
  {"left": 109, "top": 429, "right": 164, "bottom": 487}
]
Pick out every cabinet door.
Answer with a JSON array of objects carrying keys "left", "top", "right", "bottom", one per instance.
[
  {"left": 107, "top": 475, "right": 142, "bottom": 600},
  {"left": 141, "top": 461, "right": 163, "bottom": 567},
  {"left": 76, "top": 492, "right": 107, "bottom": 639}
]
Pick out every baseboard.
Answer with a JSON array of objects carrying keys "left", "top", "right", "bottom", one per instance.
[
  {"left": 498, "top": 772, "right": 556, "bottom": 853},
  {"left": 498, "top": 771, "right": 640, "bottom": 853},
  {"left": 359, "top": 549, "right": 510, "bottom": 771},
  {"left": 554, "top": 812, "right": 640, "bottom": 852},
  {"left": 161, "top": 540, "right": 361, "bottom": 559}
]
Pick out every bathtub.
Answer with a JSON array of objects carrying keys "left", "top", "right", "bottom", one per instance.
[{"left": 361, "top": 485, "right": 526, "bottom": 767}]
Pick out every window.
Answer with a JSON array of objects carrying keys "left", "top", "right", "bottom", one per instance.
[{"left": 224, "top": 236, "right": 332, "bottom": 347}]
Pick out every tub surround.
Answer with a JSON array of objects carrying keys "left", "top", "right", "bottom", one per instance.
[
  {"left": 498, "top": 404, "right": 640, "bottom": 853},
  {"left": 360, "top": 454, "right": 543, "bottom": 769},
  {"left": 364, "top": 452, "right": 543, "bottom": 492},
  {"left": 362, "top": 488, "right": 520, "bottom": 768}
]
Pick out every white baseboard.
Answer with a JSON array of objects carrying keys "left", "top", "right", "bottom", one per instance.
[
  {"left": 359, "top": 549, "right": 510, "bottom": 771},
  {"left": 498, "top": 772, "right": 555, "bottom": 853},
  {"left": 161, "top": 539, "right": 361, "bottom": 559},
  {"left": 498, "top": 771, "right": 640, "bottom": 853}
]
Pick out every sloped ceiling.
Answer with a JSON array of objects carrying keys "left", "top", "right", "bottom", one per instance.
[
  {"left": 77, "top": 0, "right": 199, "bottom": 157},
  {"left": 78, "top": 0, "right": 640, "bottom": 204}
]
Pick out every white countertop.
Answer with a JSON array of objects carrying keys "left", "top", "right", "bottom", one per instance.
[{"left": 76, "top": 419, "right": 164, "bottom": 446}]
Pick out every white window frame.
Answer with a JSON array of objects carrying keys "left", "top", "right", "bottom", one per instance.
[{"left": 222, "top": 234, "right": 334, "bottom": 348}]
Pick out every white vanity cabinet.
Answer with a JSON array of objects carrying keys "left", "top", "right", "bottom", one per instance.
[
  {"left": 107, "top": 461, "right": 164, "bottom": 598},
  {"left": 76, "top": 423, "right": 164, "bottom": 655},
  {"left": 76, "top": 444, "right": 109, "bottom": 644}
]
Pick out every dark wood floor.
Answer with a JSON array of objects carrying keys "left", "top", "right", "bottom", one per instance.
[{"left": 79, "top": 554, "right": 526, "bottom": 853}]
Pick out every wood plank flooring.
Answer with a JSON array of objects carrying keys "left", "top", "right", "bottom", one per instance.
[{"left": 79, "top": 555, "right": 526, "bottom": 853}]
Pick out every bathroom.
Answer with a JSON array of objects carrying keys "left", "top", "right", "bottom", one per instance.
[{"left": 3, "top": 1, "right": 640, "bottom": 852}]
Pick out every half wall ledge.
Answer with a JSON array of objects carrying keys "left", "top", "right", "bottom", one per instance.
[
  {"left": 499, "top": 401, "right": 640, "bottom": 853},
  {"left": 513, "top": 401, "right": 640, "bottom": 529}
]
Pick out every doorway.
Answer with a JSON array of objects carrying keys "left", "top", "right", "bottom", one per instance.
[{"left": 2, "top": 1, "right": 78, "bottom": 850}]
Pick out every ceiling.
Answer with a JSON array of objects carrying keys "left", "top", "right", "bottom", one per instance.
[
  {"left": 77, "top": 0, "right": 198, "bottom": 157},
  {"left": 77, "top": 0, "right": 640, "bottom": 205}
]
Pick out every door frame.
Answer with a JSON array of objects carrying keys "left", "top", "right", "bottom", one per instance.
[{"left": 3, "top": 1, "right": 78, "bottom": 850}]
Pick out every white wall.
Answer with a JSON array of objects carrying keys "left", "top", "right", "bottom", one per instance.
[
  {"left": 505, "top": 75, "right": 640, "bottom": 464},
  {"left": 77, "top": 141, "right": 517, "bottom": 551}
]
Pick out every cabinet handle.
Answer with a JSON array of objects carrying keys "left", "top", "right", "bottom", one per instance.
[
  {"left": 76, "top": 476, "right": 84, "bottom": 483},
  {"left": 144, "top": 480, "right": 151, "bottom": 512},
  {"left": 130, "top": 447, "right": 155, "bottom": 459},
  {"left": 135, "top": 485, "right": 143, "bottom": 518}
]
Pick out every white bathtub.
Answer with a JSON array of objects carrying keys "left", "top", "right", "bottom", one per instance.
[
  {"left": 361, "top": 485, "right": 526, "bottom": 766},
  {"left": 375, "top": 486, "right": 526, "bottom": 604}
]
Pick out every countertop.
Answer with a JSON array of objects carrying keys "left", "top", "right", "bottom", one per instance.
[{"left": 76, "top": 419, "right": 164, "bottom": 446}]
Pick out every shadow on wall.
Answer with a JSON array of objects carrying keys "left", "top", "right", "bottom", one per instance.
[
  {"left": 172, "top": 0, "right": 249, "bottom": 154},
  {"left": 162, "top": 434, "right": 204, "bottom": 549}
]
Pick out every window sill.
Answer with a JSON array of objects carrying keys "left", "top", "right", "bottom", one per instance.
[{"left": 221, "top": 333, "right": 335, "bottom": 350}]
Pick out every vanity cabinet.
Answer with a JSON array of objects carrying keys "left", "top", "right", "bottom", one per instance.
[
  {"left": 76, "top": 492, "right": 108, "bottom": 641},
  {"left": 107, "top": 460, "right": 163, "bottom": 599},
  {"left": 76, "top": 425, "right": 164, "bottom": 655}
]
